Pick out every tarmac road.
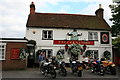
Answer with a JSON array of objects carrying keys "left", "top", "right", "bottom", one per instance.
[{"left": 1, "top": 67, "right": 120, "bottom": 80}]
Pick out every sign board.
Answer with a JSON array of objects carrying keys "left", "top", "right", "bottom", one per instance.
[
  {"left": 101, "top": 32, "right": 109, "bottom": 44},
  {"left": 53, "top": 40, "right": 94, "bottom": 45},
  {"left": 10, "top": 48, "right": 20, "bottom": 59}
]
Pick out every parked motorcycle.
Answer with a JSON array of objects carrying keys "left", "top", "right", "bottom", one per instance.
[
  {"left": 58, "top": 61, "right": 67, "bottom": 76},
  {"left": 51, "top": 57, "right": 59, "bottom": 70},
  {"left": 91, "top": 60, "right": 105, "bottom": 76},
  {"left": 102, "top": 60, "right": 116, "bottom": 75},
  {"left": 40, "top": 61, "right": 56, "bottom": 78},
  {"left": 70, "top": 60, "right": 83, "bottom": 77}
]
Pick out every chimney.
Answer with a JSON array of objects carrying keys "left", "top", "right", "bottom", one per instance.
[
  {"left": 30, "top": 2, "right": 35, "bottom": 14},
  {"left": 95, "top": 4, "right": 104, "bottom": 18}
]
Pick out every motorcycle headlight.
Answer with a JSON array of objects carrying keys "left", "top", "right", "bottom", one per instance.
[
  {"left": 111, "top": 64, "right": 115, "bottom": 67},
  {"left": 54, "top": 66, "right": 56, "bottom": 69}
]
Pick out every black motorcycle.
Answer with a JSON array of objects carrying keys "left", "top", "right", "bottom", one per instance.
[
  {"left": 91, "top": 60, "right": 105, "bottom": 76},
  {"left": 51, "top": 57, "right": 59, "bottom": 70},
  {"left": 71, "top": 60, "right": 83, "bottom": 77},
  {"left": 58, "top": 61, "right": 67, "bottom": 76},
  {"left": 40, "top": 62, "right": 56, "bottom": 78}
]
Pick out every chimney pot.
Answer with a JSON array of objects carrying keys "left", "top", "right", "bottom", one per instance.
[
  {"left": 30, "top": 2, "right": 35, "bottom": 14},
  {"left": 95, "top": 4, "right": 104, "bottom": 18},
  {"left": 99, "top": 4, "right": 102, "bottom": 8}
]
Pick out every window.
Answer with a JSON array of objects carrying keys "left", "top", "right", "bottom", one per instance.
[
  {"left": 85, "top": 50, "right": 98, "bottom": 59},
  {"left": 42, "top": 49, "right": 53, "bottom": 58},
  {"left": 0, "top": 44, "right": 6, "bottom": 60},
  {"left": 88, "top": 32, "right": 98, "bottom": 40},
  {"left": 42, "top": 30, "right": 53, "bottom": 40}
]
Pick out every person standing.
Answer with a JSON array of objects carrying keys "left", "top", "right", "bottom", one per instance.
[{"left": 39, "top": 52, "right": 45, "bottom": 68}]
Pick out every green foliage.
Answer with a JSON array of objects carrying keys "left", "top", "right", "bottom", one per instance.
[
  {"left": 56, "top": 49, "right": 64, "bottom": 59},
  {"left": 109, "top": 4, "right": 120, "bottom": 37},
  {"left": 103, "top": 51, "right": 111, "bottom": 60},
  {"left": 112, "top": 37, "right": 120, "bottom": 52},
  {"left": 112, "top": 37, "right": 120, "bottom": 44},
  {"left": 68, "top": 44, "right": 82, "bottom": 56}
]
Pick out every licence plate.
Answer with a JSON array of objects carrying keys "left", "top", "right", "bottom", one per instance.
[
  {"left": 78, "top": 67, "right": 82, "bottom": 70},
  {"left": 111, "top": 64, "right": 115, "bottom": 67}
]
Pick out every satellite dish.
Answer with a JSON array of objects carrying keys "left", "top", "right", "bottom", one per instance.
[{"left": 113, "top": 0, "right": 120, "bottom": 3}]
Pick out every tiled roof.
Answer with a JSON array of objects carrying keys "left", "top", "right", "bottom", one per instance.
[{"left": 26, "top": 13, "right": 110, "bottom": 30}]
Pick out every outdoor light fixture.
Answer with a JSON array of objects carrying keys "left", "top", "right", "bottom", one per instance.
[
  {"left": 65, "top": 44, "right": 69, "bottom": 51},
  {"left": 83, "top": 39, "right": 87, "bottom": 52},
  {"left": 83, "top": 45, "right": 87, "bottom": 52}
]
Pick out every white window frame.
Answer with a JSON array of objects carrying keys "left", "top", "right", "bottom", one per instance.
[
  {"left": 0, "top": 43, "right": 6, "bottom": 60},
  {"left": 88, "top": 32, "right": 98, "bottom": 41},
  {"left": 42, "top": 30, "right": 53, "bottom": 40}
]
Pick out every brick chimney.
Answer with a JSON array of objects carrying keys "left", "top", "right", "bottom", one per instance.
[
  {"left": 30, "top": 2, "right": 35, "bottom": 14},
  {"left": 95, "top": 4, "right": 104, "bottom": 18}
]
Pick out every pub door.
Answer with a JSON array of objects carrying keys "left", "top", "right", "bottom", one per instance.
[{"left": 27, "top": 46, "right": 35, "bottom": 68}]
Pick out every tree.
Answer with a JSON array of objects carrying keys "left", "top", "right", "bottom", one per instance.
[
  {"left": 112, "top": 37, "right": 120, "bottom": 44},
  {"left": 109, "top": 4, "right": 120, "bottom": 37},
  {"left": 112, "top": 37, "right": 120, "bottom": 52}
]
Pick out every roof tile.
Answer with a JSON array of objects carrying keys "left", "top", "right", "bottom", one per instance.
[{"left": 26, "top": 13, "right": 110, "bottom": 30}]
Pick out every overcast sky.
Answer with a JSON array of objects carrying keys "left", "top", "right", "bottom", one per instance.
[{"left": 0, "top": 0, "right": 114, "bottom": 38}]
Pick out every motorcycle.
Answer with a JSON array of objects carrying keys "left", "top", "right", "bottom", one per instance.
[
  {"left": 91, "top": 60, "right": 105, "bottom": 76},
  {"left": 58, "top": 61, "right": 67, "bottom": 76},
  {"left": 40, "top": 61, "right": 56, "bottom": 78},
  {"left": 102, "top": 60, "right": 116, "bottom": 75},
  {"left": 70, "top": 60, "right": 83, "bottom": 77},
  {"left": 51, "top": 57, "right": 59, "bottom": 70}
]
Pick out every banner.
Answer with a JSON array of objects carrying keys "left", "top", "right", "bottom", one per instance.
[{"left": 53, "top": 40, "right": 94, "bottom": 45}]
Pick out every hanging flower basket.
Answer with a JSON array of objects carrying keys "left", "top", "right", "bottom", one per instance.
[
  {"left": 68, "top": 43, "right": 82, "bottom": 56},
  {"left": 56, "top": 49, "right": 65, "bottom": 59},
  {"left": 103, "top": 51, "right": 111, "bottom": 59}
]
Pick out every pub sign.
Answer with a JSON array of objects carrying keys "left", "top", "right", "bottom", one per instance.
[{"left": 101, "top": 32, "right": 109, "bottom": 44}]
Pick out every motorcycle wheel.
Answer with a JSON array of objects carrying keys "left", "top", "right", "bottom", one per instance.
[
  {"left": 110, "top": 67, "right": 116, "bottom": 75},
  {"left": 51, "top": 69, "right": 56, "bottom": 78},
  {"left": 78, "top": 70, "right": 82, "bottom": 77},
  {"left": 72, "top": 69, "right": 74, "bottom": 73},
  {"left": 40, "top": 68, "right": 45, "bottom": 75},
  {"left": 91, "top": 68, "right": 94, "bottom": 73},
  {"left": 62, "top": 69, "right": 67, "bottom": 76},
  {"left": 100, "top": 69, "right": 104, "bottom": 76}
]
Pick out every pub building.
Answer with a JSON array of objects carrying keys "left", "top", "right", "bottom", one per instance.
[{"left": 26, "top": 2, "right": 112, "bottom": 64}]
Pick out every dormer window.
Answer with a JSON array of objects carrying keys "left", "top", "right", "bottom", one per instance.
[{"left": 42, "top": 30, "right": 53, "bottom": 40}]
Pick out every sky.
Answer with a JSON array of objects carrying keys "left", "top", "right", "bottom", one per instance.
[{"left": 0, "top": 0, "right": 114, "bottom": 38}]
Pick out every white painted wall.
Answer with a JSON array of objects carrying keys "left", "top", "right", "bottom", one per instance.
[{"left": 26, "top": 27, "right": 112, "bottom": 62}]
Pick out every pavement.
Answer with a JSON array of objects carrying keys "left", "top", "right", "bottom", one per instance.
[{"left": 1, "top": 67, "right": 120, "bottom": 80}]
